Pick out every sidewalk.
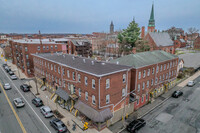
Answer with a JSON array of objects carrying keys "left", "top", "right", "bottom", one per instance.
[{"left": 0, "top": 54, "right": 112, "bottom": 133}]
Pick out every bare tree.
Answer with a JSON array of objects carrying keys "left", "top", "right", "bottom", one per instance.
[{"left": 188, "top": 27, "right": 199, "bottom": 34}]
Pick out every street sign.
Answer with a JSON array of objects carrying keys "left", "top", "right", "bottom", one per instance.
[{"left": 5, "top": 59, "right": 7, "bottom": 62}]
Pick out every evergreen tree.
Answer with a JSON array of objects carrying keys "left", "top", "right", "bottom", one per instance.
[{"left": 118, "top": 19, "right": 140, "bottom": 54}]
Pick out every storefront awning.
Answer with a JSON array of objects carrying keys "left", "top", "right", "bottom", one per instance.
[
  {"left": 55, "top": 88, "right": 69, "bottom": 101},
  {"left": 74, "top": 100, "right": 113, "bottom": 123}
]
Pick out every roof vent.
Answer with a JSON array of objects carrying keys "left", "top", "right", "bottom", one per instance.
[
  {"left": 72, "top": 56, "right": 75, "bottom": 60},
  {"left": 101, "top": 62, "right": 105, "bottom": 65},
  {"left": 83, "top": 58, "right": 86, "bottom": 63},
  {"left": 95, "top": 57, "right": 97, "bottom": 60},
  {"left": 106, "top": 60, "right": 108, "bottom": 62},
  {"left": 91, "top": 61, "right": 94, "bottom": 65},
  {"left": 63, "top": 55, "right": 65, "bottom": 58},
  {"left": 116, "top": 61, "right": 119, "bottom": 65}
]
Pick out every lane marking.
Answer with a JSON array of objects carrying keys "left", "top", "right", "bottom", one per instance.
[
  {"left": 0, "top": 82, "right": 27, "bottom": 133},
  {"left": 0, "top": 66, "right": 52, "bottom": 133}
]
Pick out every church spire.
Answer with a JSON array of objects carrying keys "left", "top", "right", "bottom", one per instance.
[
  {"left": 110, "top": 21, "right": 114, "bottom": 34},
  {"left": 148, "top": 3, "right": 155, "bottom": 32},
  {"left": 148, "top": 3, "right": 155, "bottom": 27}
]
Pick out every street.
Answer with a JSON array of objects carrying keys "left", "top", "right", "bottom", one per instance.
[
  {"left": 122, "top": 75, "right": 200, "bottom": 133},
  {"left": 0, "top": 60, "right": 56, "bottom": 133}
]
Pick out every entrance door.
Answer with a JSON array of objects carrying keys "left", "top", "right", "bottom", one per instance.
[{"left": 70, "top": 84, "right": 74, "bottom": 94}]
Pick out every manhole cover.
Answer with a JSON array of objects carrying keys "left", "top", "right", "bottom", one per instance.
[{"left": 155, "top": 113, "right": 173, "bottom": 123}]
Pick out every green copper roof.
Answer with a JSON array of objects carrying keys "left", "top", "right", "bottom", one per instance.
[
  {"left": 110, "top": 50, "right": 178, "bottom": 68},
  {"left": 148, "top": 4, "right": 155, "bottom": 27}
]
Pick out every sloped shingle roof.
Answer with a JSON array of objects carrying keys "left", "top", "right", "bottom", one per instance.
[
  {"left": 110, "top": 50, "right": 178, "bottom": 68},
  {"left": 149, "top": 32, "right": 174, "bottom": 46}
]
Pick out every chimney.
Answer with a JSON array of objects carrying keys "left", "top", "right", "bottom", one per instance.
[
  {"left": 116, "top": 61, "right": 119, "bottom": 65},
  {"left": 91, "top": 61, "right": 94, "bottom": 65},
  {"left": 72, "top": 56, "right": 75, "bottom": 60},
  {"left": 83, "top": 58, "right": 86, "bottom": 63},
  {"left": 132, "top": 47, "right": 137, "bottom": 54},
  {"left": 51, "top": 51, "right": 53, "bottom": 55},
  {"left": 141, "top": 26, "right": 145, "bottom": 38}
]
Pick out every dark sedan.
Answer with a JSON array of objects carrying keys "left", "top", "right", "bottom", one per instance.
[
  {"left": 126, "top": 118, "right": 146, "bottom": 133},
  {"left": 172, "top": 90, "right": 183, "bottom": 98},
  {"left": 50, "top": 118, "right": 68, "bottom": 133},
  {"left": 32, "top": 97, "right": 43, "bottom": 107},
  {"left": 20, "top": 84, "right": 30, "bottom": 92}
]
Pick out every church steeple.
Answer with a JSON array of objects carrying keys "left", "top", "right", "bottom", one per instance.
[
  {"left": 148, "top": 3, "right": 155, "bottom": 32},
  {"left": 110, "top": 21, "right": 114, "bottom": 34}
]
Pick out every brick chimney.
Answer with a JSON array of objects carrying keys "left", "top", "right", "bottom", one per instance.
[
  {"left": 132, "top": 47, "right": 137, "bottom": 54},
  {"left": 141, "top": 26, "right": 145, "bottom": 38}
]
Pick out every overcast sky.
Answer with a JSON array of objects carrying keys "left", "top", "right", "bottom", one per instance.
[{"left": 0, "top": 0, "right": 200, "bottom": 34}]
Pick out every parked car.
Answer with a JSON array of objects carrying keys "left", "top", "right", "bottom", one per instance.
[
  {"left": 20, "top": 84, "right": 30, "bottom": 92},
  {"left": 40, "top": 106, "right": 54, "bottom": 118},
  {"left": 2, "top": 64, "right": 7, "bottom": 68},
  {"left": 13, "top": 98, "right": 25, "bottom": 108},
  {"left": 8, "top": 71, "right": 15, "bottom": 76},
  {"left": 10, "top": 75, "right": 17, "bottom": 80},
  {"left": 126, "top": 119, "right": 146, "bottom": 133},
  {"left": 172, "top": 90, "right": 183, "bottom": 98},
  {"left": 32, "top": 97, "right": 43, "bottom": 107},
  {"left": 187, "top": 80, "right": 195, "bottom": 87},
  {"left": 3, "top": 83, "right": 11, "bottom": 90},
  {"left": 5, "top": 66, "right": 11, "bottom": 72},
  {"left": 50, "top": 118, "right": 68, "bottom": 133}
]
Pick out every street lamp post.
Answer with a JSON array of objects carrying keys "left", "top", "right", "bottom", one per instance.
[{"left": 35, "top": 77, "right": 39, "bottom": 95}]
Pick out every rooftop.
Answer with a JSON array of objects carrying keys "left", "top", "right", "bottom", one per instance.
[
  {"left": 110, "top": 50, "right": 178, "bottom": 68},
  {"left": 32, "top": 53, "right": 131, "bottom": 77},
  {"left": 12, "top": 38, "right": 68, "bottom": 44},
  {"left": 149, "top": 32, "right": 174, "bottom": 46}
]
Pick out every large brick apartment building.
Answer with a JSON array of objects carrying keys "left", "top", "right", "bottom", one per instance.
[
  {"left": 10, "top": 39, "right": 64, "bottom": 77},
  {"left": 111, "top": 50, "right": 179, "bottom": 110},
  {"left": 32, "top": 53, "right": 132, "bottom": 130}
]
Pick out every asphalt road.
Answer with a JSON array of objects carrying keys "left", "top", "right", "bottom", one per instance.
[
  {"left": 0, "top": 60, "right": 57, "bottom": 133},
  {"left": 122, "top": 75, "right": 200, "bottom": 133}
]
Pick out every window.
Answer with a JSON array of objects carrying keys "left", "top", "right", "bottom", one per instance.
[
  {"left": 79, "top": 88, "right": 81, "bottom": 97},
  {"left": 170, "top": 62, "right": 172, "bottom": 68},
  {"left": 46, "top": 46, "right": 49, "bottom": 50},
  {"left": 174, "top": 70, "right": 176, "bottom": 76},
  {"left": 92, "top": 79, "right": 95, "bottom": 89},
  {"left": 122, "top": 88, "right": 125, "bottom": 97},
  {"left": 78, "top": 74, "right": 81, "bottom": 82},
  {"left": 28, "top": 69, "right": 30, "bottom": 74},
  {"left": 166, "top": 73, "right": 168, "bottom": 79},
  {"left": 52, "top": 75, "right": 54, "bottom": 81},
  {"left": 147, "top": 69, "right": 150, "bottom": 76},
  {"left": 159, "top": 76, "right": 161, "bottom": 82},
  {"left": 173, "top": 61, "right": 175, "bottom": 67},
  {"left": 138, "top": 72, "right": 141, "bottom": 79},
  {"left": 73, "top": 86, "right": 76, "bottom": 93},
  {"left": 143, "top": 70, "right": 146, "bottom": 78},
  {"left": 160, "top": 65, "right": 162, "bottom": 72},
  {"left": 62, "top": 68, "right": 65, "bottom": 75},
  {"left": 146, "top": 93, "right": 148, "bottom": 101},
  {"left": 63, "top": 81, "right": 66, "bottom": 88},
  {"left": 58, "top": 67, "right": 60, "bottom": 74},
  {"left": 156, "top": 66, "right": 159, "bottom": 73},
  {"left": 85, "top": 92, "right": 88, "bottom": 101},
  {"left": 147, "top": 81, "right": 149, "bottom": 88},
  {"left": 54, "top": 65, "right": 56, "bottom": 72},
  {"left": 164, "top": 64, "right": 166, "bottom": 70},
  {"left": 169, "top": 72, "right": 171, "bottom": 78},
  {"left": 106, "top": 79, "right": 110, "bottom": 89},
  {"left": 68, "top": 83, "right": 70, "bottom": 90},
  {"left": 123, "top": 74, "right": 126, "bottom": 83},
  {"left": 55, "top": 77, "right": 57, "bottom": 83},
  {"left": 106, "top": 95, "right": 110, "bottom": 104},
  {"left": 92, "top": 95, "right": 95, "bottom": 105},
  {"left": 25, "top": 47, "right": 28, "bottom": 51},
  {"left": 137, "top": 99, "right": 139, "bottom": 105},
  {"left": 27, "top": 62, "right": 30, "bottom": 66},
  {"left": 142, "top": 95, "right": 144, "bottom": 103},
  {"left": 172, "top": 71, "right": 173, "bottom": 76},
  {"left": 151, "top": 79, "right": 154, "bottom": 86},
  {"left": 155, "top": 77, "right": 158, "bottom": 84},
  {"left": 142, "top": 82, "right": 145, "bottom": 90},
  {"left": 85, "top": 77, "right": 88, "bottom": 85},
  {"left": 26, "top": 55, "right": 29, "bottom": 59},
  {"left": 51, "top": 45, "right": 53, "bottom": 50},
  {"left": 152, "top": 67, "right": 155, "bottom": 74},
  {"left": 167, "top": 63, "right": 169, "bottom": 69},
  {"left": 45, "top": 62, "right": 46, "bottom": 67},
  {"left": 67, "top": 70, "right": 70, "bottom": 78},
  {"left": 37, "top": 46, "right": 40, "bottom": 51},
  {"left": 48, "top": 63, "right": 49, "bottom": 69},
  {"left": 55, "top": 45, "right": 57, "bottom": 49},
  {"left": 51, "top": 64, "right": 53, "bottom": 70},
  {"left": 138, "top": 84, "right": 140, "bottom": 92},
  {"left": 43, "top": 46, "right": 45, "bottom": 50},
  {"left": 59, "top": 79, "right": 61, "bottom": 85},
  {"left": 72, "top": 72, "right": 75, "bottom": 80},
  {"left": 163, "top": 74, "right": 165, "bottom": 80}
]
